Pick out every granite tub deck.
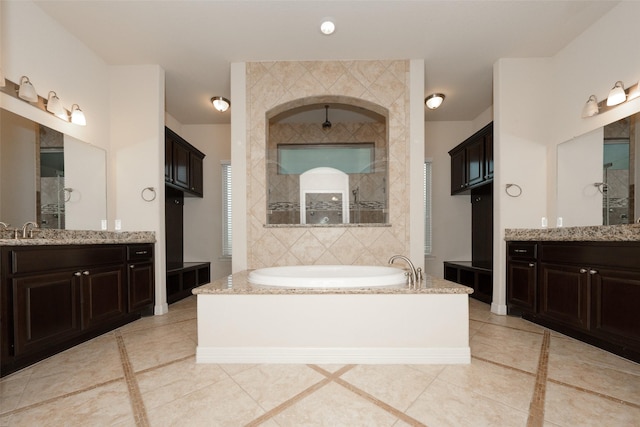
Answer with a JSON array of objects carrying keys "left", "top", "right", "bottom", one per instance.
[{"left": 193, "top": 271, "right": 473, "bottom": 365}]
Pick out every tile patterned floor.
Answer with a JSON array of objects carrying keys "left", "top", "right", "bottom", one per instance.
[{"left": 1, "top": 296, "right": 639, "bottom": 426}]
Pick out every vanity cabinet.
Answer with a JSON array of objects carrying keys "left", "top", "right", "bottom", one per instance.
[
  {"left": 165, "top": 127, "right": 205, "bottom": 197},
  {"left": 127, "top": 244, "right": 155, "bottom": 313},
  {"left": 506, "top": 242, "right": 537, "bottom": 315},
  {"left": 506, "top": 240, "right": 640, "bottom": 362},
  {"left": 449, "top": 122, "right": 493, "bottom": 195},
  {"left": 1, "top": 244, "right": 155, "bottom": 376}
]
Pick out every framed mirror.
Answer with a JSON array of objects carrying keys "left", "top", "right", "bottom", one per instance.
[
  {"left": 557, "top": 112, "right": 639, "bottom": 226},
  {"left": 0, "top": 108, "right": 107, "bottom": 230}
]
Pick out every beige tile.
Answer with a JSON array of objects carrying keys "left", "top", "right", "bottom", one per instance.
[
  {"left": 548, "top": 336, "right": 640, "bottom": 405},
  {"left": 229, "top": 364, "right": 326, "bottom": 411},
  {"left": 0, "top": 371, "right": 31, "bottom": 415},
  {"left": 544, "top": 382, "right": 640, "bottom": 427},
  {"left": 16, "top": 333, "right": 123, "bottom": 408},
  {"left": 121, "top": 321, "right": 197, "bottom": 372},
  {"left": 1, "top": 380, "right": 133, "bottom": 427},
  {"left": 437, "top": 359, "right": 535, "bottom": 412},
  {"left": 470, "top": 323, "right": 543, "bottom": 373},
  {"left": 147, "top": 376, "right": 265, "bottom": 426},
  {"left": 340, "top": 364, "right": 437, "bottom": 411},
  {"left": 137, "top": 357, "right": 229, "bottom": 410},
  {"left": 273, "top": 381, "right": 398, "bottom": 426},
  {"left": 406, "top": 378, "right": 529, "bottom": 427}
]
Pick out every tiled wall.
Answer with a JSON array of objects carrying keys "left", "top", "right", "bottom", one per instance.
[{"left": 246, "top": 60, "right": 410, "bottom": 268}]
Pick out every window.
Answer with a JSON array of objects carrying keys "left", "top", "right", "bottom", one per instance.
[
  {"left": 277, "top": 143, "right": 374, "bottom": 174},
  {"left": 424, "top": 161, "right": 432, "bottom": 255},
  {"left": 221, "top": 161, "right": 232, "bottom": 258}
]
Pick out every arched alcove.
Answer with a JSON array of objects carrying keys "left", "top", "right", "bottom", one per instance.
[{"left": 265, "top": 96, "right": 389, "bottom": 225}]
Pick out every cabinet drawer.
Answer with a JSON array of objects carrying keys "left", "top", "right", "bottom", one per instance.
[
  {"left": 508, "top": 242, "right": 537, "bottom": 260},
  {"left": 540, "top": 243, "right": 640, "bottom": 269},
  {"left": 127, "top": 244, "right": 154, "bottom": 261},
  {"left": 10, "top": 246, "right": 125, "bottom": 275}
]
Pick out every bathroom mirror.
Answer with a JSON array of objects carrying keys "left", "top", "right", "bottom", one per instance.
[
  {"left": 266, "top": 103, "right": 388, "bottom": 225},
  {"left": 557, "top": 112, "right": 639, "bottom": 226},
  {"left": 0, "top": 108, "right": 107, "bottom": 230}
]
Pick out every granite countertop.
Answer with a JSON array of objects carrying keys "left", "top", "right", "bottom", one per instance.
[
  {"left": 193, "top": 270, "right": 474, "bottom": 295},
  {"left": 0, "top": 230, "right": 156, "bottom": 246},
  {"left": 504, "top": 223, "right": 640, "bottom": 242}
]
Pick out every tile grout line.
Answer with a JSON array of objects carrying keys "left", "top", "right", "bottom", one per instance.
[
  {"left": 527, "top": 330, "right": 550, "bottom": 427},
  {"left": 114, "top": 330, "right": 150, "bottom": 427},
  {"left": 547, "top": 378, "right": 640, "bottom": 409}
]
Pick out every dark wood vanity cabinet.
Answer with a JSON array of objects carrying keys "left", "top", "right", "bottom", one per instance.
[
  {"left": 1, "top": 244, "right": 155, "bottom": 376},
  {"left": 449, "top": 122, "right": 493, "bottom": 195},
  {"left": 507, "top": 241, "right": 640, "bottom": 362},
  {"left": 165, "top": 127, "right": 205, "bottom": 197},
  {"left": 506, "top": 242, "right": 537, "bottom": 315}
]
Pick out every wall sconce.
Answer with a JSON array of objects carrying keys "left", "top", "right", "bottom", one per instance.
[
  {"left": 582, "top": 79, "right": 640, "bottom": 118},
  {"left": 45, "top": 91, "right": 68, "bottom": 121},
  {"left": 70, "top": 104, "right": 86, "bottom": 126},
  {"left": 425, "top": 93, "right": 445, "bottom": 110},
  {"left": 581, "top": 95, "right": 599, "bottom": 117},
  {"left": 211, "top": 96, "right": 230, "bottom": 112},
  {"left": 606, "top": 81, "right": 626, "bottom": 106},
  {"left": 18, "top": 76, "right": 38, "bottom": 102}
]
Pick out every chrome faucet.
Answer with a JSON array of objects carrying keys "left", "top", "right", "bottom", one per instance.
[
  {"left": 388, "top": 254, "right": 421, "bottom": 286},
  {"left": 21, "top": 221, "right": 39, "bottom": 239},
  {"left": 0, "top": 222, "right": 9, "bottom": 230}
]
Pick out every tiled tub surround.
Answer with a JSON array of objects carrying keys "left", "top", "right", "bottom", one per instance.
[
  {"left": 246, "top": 60, "right": 410, "bottom": 268},
  {"left": 0, "top": 229, "right": 155, "bottom": 245},
  {"left": 504, "top": 223, "right": 640, "bottom": 241},
  {"left": 193, "top": 271, "right": 473, "bottom": 365}
]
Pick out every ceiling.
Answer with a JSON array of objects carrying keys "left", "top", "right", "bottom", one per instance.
[{"left": 34, "top": 1, "right": 618, "bottom": 125}]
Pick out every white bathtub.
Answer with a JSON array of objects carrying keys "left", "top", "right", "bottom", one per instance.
[{"left": 247, "top": 265, "right": 407, "bottom": 288}]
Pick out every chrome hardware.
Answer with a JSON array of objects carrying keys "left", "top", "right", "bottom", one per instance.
[
  {"left": 579, "top": 268, "right": 587, "bottom": 273},
  {"left": 130, "top": 265, "right": 135, "bottom": 269},
  {"left": 388, "top": 255, "right": 420, "bottom": 286},
  {"left": 74, "top": 271, "right": 82, "bottom": 276},
  {"left": 0, "top": 222, "right": 9, "bottom": 230},
  {"left": 589, "top": 269, "right": 598, "bottom": 275},
  {"left": 514, "top": 249, "right": 527, "bottom": 253},
  {"left": 82, "top": 271, "right": 89, "bottom": 275},
  {"left": 529, "top": 263, "right": 535, "bottom": 267},
  {"left": 21, "top": 221, "right": 39, "bottom": 238}
]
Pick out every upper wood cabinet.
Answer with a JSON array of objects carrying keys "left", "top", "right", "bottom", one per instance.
[
  {"left": 449, "top": 122, "right": 493, "bottom": 195},
  {"left": 165, "top": 127, "right": 205, "bottom": 197}
]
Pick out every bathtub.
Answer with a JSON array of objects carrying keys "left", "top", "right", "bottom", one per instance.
[{"left": 247, "top": 265, "right": 407, "bottom": 288}]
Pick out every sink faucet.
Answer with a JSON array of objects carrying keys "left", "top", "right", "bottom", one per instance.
[
  {"left": 388, "top": 254, "right": 421, "bottom": 286},
  {"left": 0, "top": 222, "right": 8, "bottom": 230},
  {"left": 21, "top": 221, "right": 39, "bottom": 239}
]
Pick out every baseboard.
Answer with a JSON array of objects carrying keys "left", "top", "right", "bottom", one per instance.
[{"left": 196, "top": 346, "right": 471, "bottom": 365}]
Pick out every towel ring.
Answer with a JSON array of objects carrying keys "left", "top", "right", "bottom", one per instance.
[
  {"left": 505, "top": 183, "right": 522, "bottom": 198},
  {"left": 141, "top": 187, "right": 156, "bottom": 202},
  {"left": 62, "top": 188, "right": 73, "bottom": 202}
]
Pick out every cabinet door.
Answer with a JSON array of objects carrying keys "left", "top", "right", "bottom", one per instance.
[
  {"left": 465, "top": 138, "right": 485, "bottom": 187},
  {"left": 172, "top": 141, "right": 191, "bottom": 190},
  {"left": 81, "top": 265, "right": 126, "bottom": 330},
  {"left": 539, "top": 263, "right": 589, "bottom": 330},
  {"left": 12, "top": 272, "right": 81, "bottom": 356},
  {"left": 507, "top": 260, "right": 536, "bottom": 313},
  {"left": 128, "top": 262, "right": 155, "bottom": 312},
  {"left": 189, "top": 152, "right": 204, "bottom": 196},
  {"left": 590, "top": 268, "right": 640, "bottom": 348},
  {"left": 484, "top": 132, "right": 494, "bottom": 179},
  {"left": 165, "top": 138, "right": 173, "bottom": 182},
  {"left": 450, "top": 149, "right": 466, "bottom": 194}
]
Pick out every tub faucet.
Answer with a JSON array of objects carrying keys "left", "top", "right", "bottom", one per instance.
[
  {"left": 388, "top": 255, "right": 420, "bottom": 286},
  {"left": 0, "top": 222, "right": 8, "bottom": 230},
  {"left": 21, "top": 221, "right": 39, "bottom": 239}
]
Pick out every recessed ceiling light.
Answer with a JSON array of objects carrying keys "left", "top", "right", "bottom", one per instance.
[{"left": 320, "top": 19, "right": 335, "bottom": 35}]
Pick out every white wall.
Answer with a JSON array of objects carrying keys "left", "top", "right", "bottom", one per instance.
[
  {"left": 181, "top": 124, "right": 233, "bottom": 281},
  {"left": 424, "top": 121, "right": 473, "bottom": 278},
  {"left": 110, "top": 65, "right": 167, "bottom": 315}
]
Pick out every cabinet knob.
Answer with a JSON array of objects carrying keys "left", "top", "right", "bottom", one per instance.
[
  {"left": 579, "top": 268, "right": 587, "bottom": 274},
  {"left": 83, "top": 270, "right": 90, "bottom": 275},
  {"left": 528, "top": 263, "right": 535, "bottom": 267},
  {"left": 74, "top": 271, "right": 82, "bottom": 276},
  {"left": 589, "top": 269, "right": 598, "bottom": 275},
  {"left": 130, "top": 265, "right": 135, "bottom": 269}
]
